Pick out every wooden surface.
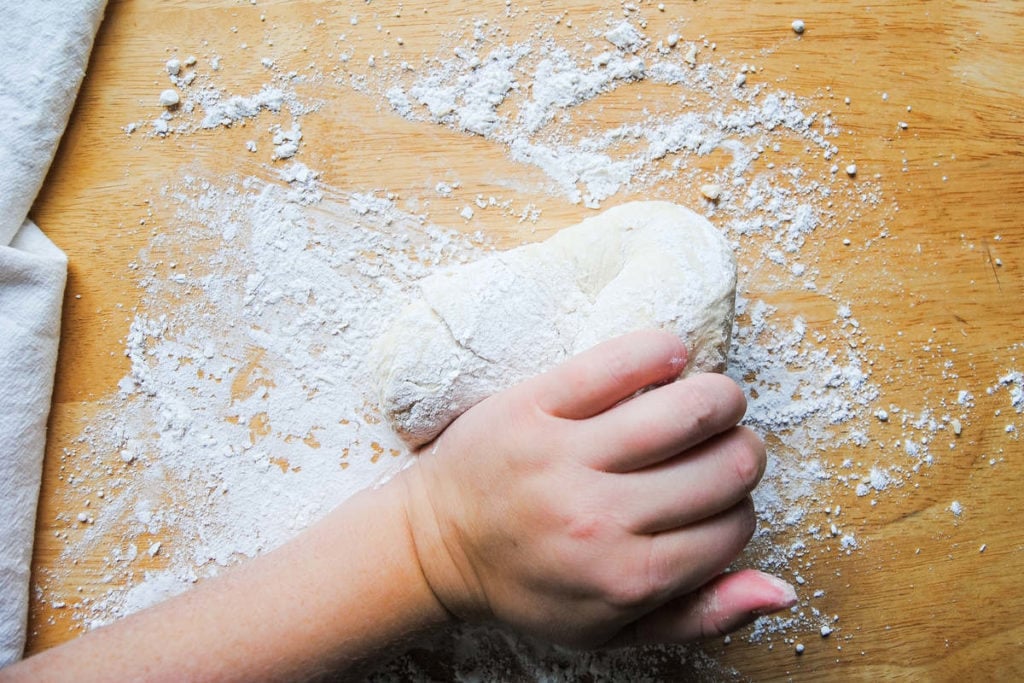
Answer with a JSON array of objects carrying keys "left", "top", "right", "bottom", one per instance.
[{"left": 26, "top": 0, "right": 1024, "bottom": 680}]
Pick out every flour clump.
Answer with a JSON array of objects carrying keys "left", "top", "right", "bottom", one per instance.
[{"left": 373, "top": 201, "right": 737, "bottom": 448}]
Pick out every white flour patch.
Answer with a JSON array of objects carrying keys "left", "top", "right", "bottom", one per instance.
[
  {"left": 56, "top": 175, "right": 488, "bottom": 627},
  {"left": 991, "top": 370, "right": 1024, "bottom": 414}
]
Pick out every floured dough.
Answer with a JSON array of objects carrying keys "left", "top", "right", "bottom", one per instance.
[{"left": 373, "top": 201, "right": 737, "bottom": 448}]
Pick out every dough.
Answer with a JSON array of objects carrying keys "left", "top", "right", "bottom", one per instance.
[{"left": 373, "top": 201, "right": 737, "bottom": 448}]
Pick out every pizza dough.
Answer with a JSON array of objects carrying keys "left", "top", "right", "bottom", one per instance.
[{"left": 372, "top": 201, "right": 737, "bottom": 448}]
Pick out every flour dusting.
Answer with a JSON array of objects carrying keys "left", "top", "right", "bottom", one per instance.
[{"left": 39, "top": 6, "right": 990, "bottom": 680}]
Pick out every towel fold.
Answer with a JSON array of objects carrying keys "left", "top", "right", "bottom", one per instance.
[{"left": 0, "top": 222, "right": 67, "bottom": 664}]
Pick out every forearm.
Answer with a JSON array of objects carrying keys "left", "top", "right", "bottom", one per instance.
[
  {"left": 5, "top": 331, "right": 794, "bottom": 679},
  {"left": 4, "top": 480, "right": 449, "bottom": 682}
]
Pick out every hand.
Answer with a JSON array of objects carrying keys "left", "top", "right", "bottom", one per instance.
[{"left": 398, "top": 330, "right": 796, "bottom": 649}]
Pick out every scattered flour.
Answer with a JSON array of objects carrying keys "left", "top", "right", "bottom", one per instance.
[
  {"left": 379, "top": 27, "right": 849, "bottom": 211},
  {"left": 41, "top": 6, "right": 993, "bottom": 680}
]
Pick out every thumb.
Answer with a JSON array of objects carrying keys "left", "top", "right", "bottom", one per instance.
[{"left": 610, "top": 570, "right": 797, "bottom": 646}]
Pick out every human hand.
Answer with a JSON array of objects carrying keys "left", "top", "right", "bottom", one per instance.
[{"left": 399, "top": 330, "right": 796, "bottom": 649}]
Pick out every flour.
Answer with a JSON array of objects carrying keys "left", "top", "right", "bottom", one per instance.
[
  {"left": 270, "top": 122, "right": 302, "bottom": 160},
  {"left": 61, "top": 177, "right": 485, "bottom": 627},
  {"left": 158, "top": 89, "right": 180, "bottom": 108},
  {"left": 991, "top": 370, "right": 1024, "bottom": 413},
  {"left": 131, "top": 53, "right": 318, "bottom": 154},
  {"left": 40, "top": 5, "right": 981, "bottom": 680},
  {"left": 604, "top": 21, "right": 647, "bottom": 53},
  {"left": 379, "top": 23, "right": 847, "bottom": 212},
  {"left": 201, "top": 87, "right": 287, "bottom": 127}
]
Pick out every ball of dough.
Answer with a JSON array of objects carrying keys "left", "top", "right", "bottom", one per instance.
[{"left": 373, "top": 201, "right": 737, "bottom": 448}]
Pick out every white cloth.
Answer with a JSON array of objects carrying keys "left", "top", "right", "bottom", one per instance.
[{"left": 0, "top": 0, "right": 107, "bottom": 665}]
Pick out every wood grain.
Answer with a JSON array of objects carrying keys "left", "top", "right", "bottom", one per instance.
[{"left": 25, "top": 0, "right": 1024, "bottom": 679}]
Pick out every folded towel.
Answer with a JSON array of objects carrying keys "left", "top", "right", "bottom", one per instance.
[{"left": 0, "top": 0, "right": 107, "bottom": 665}]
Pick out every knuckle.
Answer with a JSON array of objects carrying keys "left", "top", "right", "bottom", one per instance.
[
  {"left": 730, "top": 429, "right": 767, "bottom": 492},
  {"left": 722, "top": 376, "right": 748, "bottom": 418},
  {"left": 734, "top": 496, "right": 757, "bottom": 543},
  {"left": 642, "top": 538, "right": 678, "bottom": 598},
  {"left": 603, "top": 569, "right": 651, "bottom": 610},
  {"left": 731, "top": 451, "right": 760, "bottom": 493},
  {"left": 692, "top": 373, "right": 746, "bottom": 425},
  {"left": 700, "top": 610, "right": 732, "bottom": 640},
  {"left": 683, "top": 389, "right": 719, "bottom": 439},
  {"left": 603, "top": 543, "right": 674, "bottom": 611}
]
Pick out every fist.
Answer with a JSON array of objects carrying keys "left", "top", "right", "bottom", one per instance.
[{"left": 399, "top": 330, "right": 795, "bottom": 648}]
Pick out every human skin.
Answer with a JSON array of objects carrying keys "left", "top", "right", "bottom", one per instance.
[{"left": 2, "top": 330, "right": 795, "bottom": 681}]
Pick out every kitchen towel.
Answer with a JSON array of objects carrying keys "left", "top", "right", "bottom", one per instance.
[{"left": 0, "top": 0, "right": 107, "bottom": 665}]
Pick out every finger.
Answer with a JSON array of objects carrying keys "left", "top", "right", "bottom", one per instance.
[
  {"left": 579, "top": 372, "right": 747, "bottom": 472},
  {"left": 530, "top": 329, "right": 687, "bottom": 420},
  {"left": 641, "top": 497, "right": 757, "bottom": 603},
  {"left": 609, "top": 570, "right": 797, "bottom": 646},
  {"left": 617, "top": 427, "right": 766, "bottom": 533}
]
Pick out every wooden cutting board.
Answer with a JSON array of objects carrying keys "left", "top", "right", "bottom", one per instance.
[{"left": 26, "top": 1, "right": 1024, "bottom": 679}]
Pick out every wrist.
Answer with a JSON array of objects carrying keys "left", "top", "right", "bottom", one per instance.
[
  {"left": 352, "top": 478, "right": 455, "bottom": 631},
  {"left": 397, "top": 457, "right": 489, "bottom": 624}
]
